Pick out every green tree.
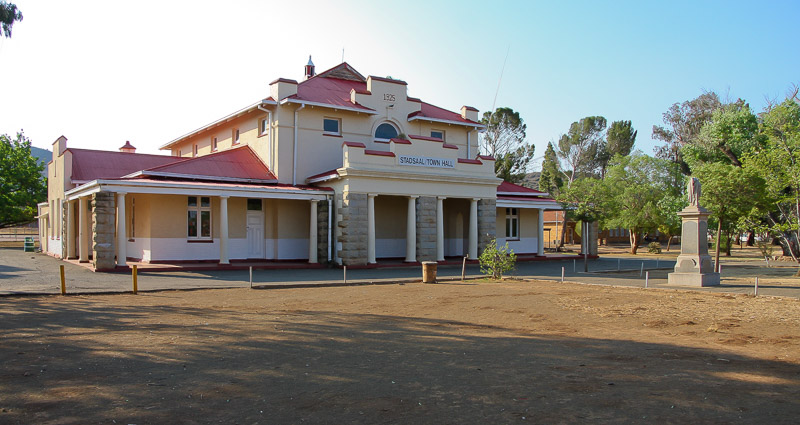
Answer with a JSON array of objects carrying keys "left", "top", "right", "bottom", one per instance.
[
  {"left": 538, "top": 142, "right": 563, "bottom": 195},
  {"left": 603, "top": 152, "right": 674, "bottom": 254},
  {"left": 0, "top": 1, "right": 22, "bottom": 38},
  {"left": 744, "top": 96, "right": 800, "bottom": 263},
  {"left": 0, "top": 132, "right": 47, "bottom": 227},
  {"left": 480, "top": 107, "right": 534, "bottom": 184},
  {"left": 653, "top": 92, "right": 721, "bottom": 175},
  {"left": 693, "top": 163, "right": 768, "bottom": 270},
  {"left": 684, "top": 101, "right": 762, "bottom": 168},
  {"left": 597, "top": 120, "right": 637, "bottom": 178},
  {"left": 656, "top": 193, "right": 686, "bottom": 252}
]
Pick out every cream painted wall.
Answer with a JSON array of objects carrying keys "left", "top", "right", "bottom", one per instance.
[
  {"left": 495, "top": 207, "right": 540, "bottom": 239},
  {"left": 374, "top": 195, "right": 407, "bottom": 239}
]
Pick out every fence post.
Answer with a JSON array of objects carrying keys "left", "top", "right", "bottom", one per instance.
[
  {"left": 754, "top": 277, "right": 759, "bottom": 296},
  {"left": 132, "top": 265, "right": 138, "bottom": 294},
  {"left": 561, "top": 267, "right": 565, "bottom": 283},
  {"left": 60, "top": 265, "right": 66, "bottom": 295},
  {"left": 461, "top": 257, "right": 467, "bottom": 281},
  {"left": 645, "top": 271, "right": 649, "bottom": 288},
  {"left": 249, "top": 266, "right": 253, "bottom": 289}
]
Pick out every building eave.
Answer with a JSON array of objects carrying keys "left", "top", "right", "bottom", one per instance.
[
  {"left": 407, "top": 115, "right": 486, "bottom": 129},
  {"left": 279, "top": 98, "right": 378, "bottom": 115}
]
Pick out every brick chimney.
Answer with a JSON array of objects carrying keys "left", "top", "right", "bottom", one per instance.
[{"left": 119, "top": 141, "right": 136, "bottom": 153}]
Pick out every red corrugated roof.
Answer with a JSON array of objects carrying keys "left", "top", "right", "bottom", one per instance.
[
  {"left": 497, "top": 181, "right": 548, "bottom": 195},
  {"left": 69, "top": 148, "right": 186, "bottom": 181},
  {"left": 409, "top": 102, "right": 483, "bottom": 126},
  {"left": 143, "top": 146, "right": 276, "bottom": 181},
  {"left": 113, "top": 178, "right": 332, "bottom": 192},
  {"left": 290, "top": 76, "right": 375, "bottom": 112},
  {"left": 497, "top": 195, "right": 560, "bottom": 206}
]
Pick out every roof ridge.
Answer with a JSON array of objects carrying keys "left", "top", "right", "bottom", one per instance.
[
  {"left": 67, "top": 147, "right": 181, "bottom": 160},
  {"left": 143, "top": 145, "right": 249, "bottom": 172}
]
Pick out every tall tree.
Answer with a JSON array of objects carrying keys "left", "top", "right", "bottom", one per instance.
[
  {"left": 603, "top": 152, "right": 674, "bottom": 254},
  {"left": 553, "top": 116, "right": 606, "bottom": 247},
  {"left": 0, "top": 1, "right": 22, "bottom": 38},
  {"left": 0, "top": 132, "right": 47, "bottom": 227},
  {"left": 684, "top": 101, "right": 762, "bottom": 168},
  {"left": 480, "top": 107, "right": 534, "bottom": 184},
  {"left": 597, "top": 120, "right": 637, "bottom": 178},
  {"left": 693, "top": 163, "right": 768, "bottom": 269},
  {"left": 653, "top": 92, "right": 721, "bottom": 175},
  {"left": 538, "top": 142, "right": 563, "bottom": 195},
  {"left": 744, "top": 96, "right": 800, "bottom": 263}
]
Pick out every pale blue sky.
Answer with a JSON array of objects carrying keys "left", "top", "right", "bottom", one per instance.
[{"left": 1, "top": 0, "right": 797, "bottom": 170}]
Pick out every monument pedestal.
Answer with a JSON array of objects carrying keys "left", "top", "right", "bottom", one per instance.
[{"left": 668, "top": 205, "right": 720, "bottom": 287}]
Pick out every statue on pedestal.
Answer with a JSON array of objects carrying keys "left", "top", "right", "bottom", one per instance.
[
  {"left": 668, "top": 176, "right": 720, "bottom": 286},
  {"left": 687, "top": 177, "right": 701, "bottom": 207}
]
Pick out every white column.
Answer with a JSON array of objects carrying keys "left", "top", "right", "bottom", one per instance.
[
  {"left": 79, "top": 197, "right": 89, "bottom": 262},
  {"left": 469, "top": 198, "right": 478, "bottom": 259},
  {"left": 436, "top": 196, "right": 445, "bottom": 262},
  {"left": 538, "top": 208, "right": 545, "bottom": 255},
  {"left": 116, "top": 192, "right": 127, "bottom": 266},
  {"left": 367, "top": 194, "right": 376, "bottom": 264},
  {"left": 219, "top": 196, "right": 229, "bottom": 265},
  {"left": 308, "top": 200, "right": 318, "bottom": 263},
  {"left": 66, "top": 200, "right": 76, "bottom": 259},
  {"left": 405, "top": 196, "right": 417, "bottom": 262}
]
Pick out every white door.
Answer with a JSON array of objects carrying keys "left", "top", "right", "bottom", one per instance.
[{"left": 246, "top": 211, "right": 264, "bottom": 259}]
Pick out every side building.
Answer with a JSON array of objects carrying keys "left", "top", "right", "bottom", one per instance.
[{"left": 39, "top": 60, "right": 560, "bottom": 270}]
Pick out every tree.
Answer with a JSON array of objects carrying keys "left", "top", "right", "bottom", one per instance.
[
  {"left": 553, "top": 116, "right": 606, "bottom": 247},
  {"left": 653, "top": 92, "right": 722, "bottom": 175},
  {"left": 693, "top": 163, "right": 768, "bottom": 270},
  {"left": 538, "top": 142, "right": 563, "bottom": 195},
  {"left": 744, "top": 96, "right": 800, "bottom": 263},
  {"left": 684, "top": 101, "right": 762, "bottom": 168},
  {"left": 596, "top": 120, "right": 637, "bottom": 179},
  {"left": 0, "top": 132, "right": 47, "bottom": 228},
  {"left": 0, "top": 1, "right": 22, "bottom": 38},
  {"left": 480, "top": 107, "right": 534, "bottom": 184},
  {"left": 603, "top": 153, "right": 674, "bottom": 254}
]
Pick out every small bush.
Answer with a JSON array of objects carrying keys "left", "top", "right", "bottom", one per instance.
[
  {"left": 479, "top": 240, "right": 517, "bottom": 279},
  {"left": 647, "top": 241, "right": 662, "bottom": 254}
]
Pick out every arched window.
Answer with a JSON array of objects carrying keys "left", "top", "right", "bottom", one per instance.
[{"left": 375, "top": 123, "right": 398, "bottom": 141}]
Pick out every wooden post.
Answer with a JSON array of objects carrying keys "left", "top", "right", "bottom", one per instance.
[
  {"left": 132, "top": 265, "right": 138, "bottom": 295},
  {"left": 461, "top": 257, "right": 467, "bottom": 281},
  {"left": 60, "top": 265, "right": 66, "bottom": 295}
]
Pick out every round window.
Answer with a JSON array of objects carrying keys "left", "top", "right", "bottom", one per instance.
[{"left": 375, "top": 123, "right": 398, "bottom": 140}]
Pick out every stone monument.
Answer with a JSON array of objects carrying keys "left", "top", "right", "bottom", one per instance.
[{"left": 668, "top": 177, "right": 720, "bottom": 286}]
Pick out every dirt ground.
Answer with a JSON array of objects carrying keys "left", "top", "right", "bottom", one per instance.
[{"left": 1, "top": 279, "right": 799, "bottom": 424}]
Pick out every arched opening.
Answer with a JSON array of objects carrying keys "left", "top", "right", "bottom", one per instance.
[{"left": 374, "top": 122, "right": 399, "bottom": 142}]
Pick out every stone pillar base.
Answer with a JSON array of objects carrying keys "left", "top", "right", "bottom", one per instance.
[{"left": 668, "top": 272, "right": 720, "bottom": 287}]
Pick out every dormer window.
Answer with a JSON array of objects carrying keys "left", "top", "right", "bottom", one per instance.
[{"left": 375, "top": 122, "right": 398, "bottom": 142}]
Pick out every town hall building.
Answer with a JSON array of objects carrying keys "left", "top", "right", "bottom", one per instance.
[{"left": 38, "top": 60, "right": 559, "bottom": 270}]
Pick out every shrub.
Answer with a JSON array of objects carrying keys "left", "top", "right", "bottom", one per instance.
[
  {"left": 479, "top": 240, "right": 517, "bottom": 279},
  {"left": 647, "top": 241, "right": 662, "bottom": 254}
]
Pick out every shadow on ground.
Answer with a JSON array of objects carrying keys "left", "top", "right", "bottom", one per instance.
[{"left": 0, "top": 296, "right": 798, "bottom": 424}]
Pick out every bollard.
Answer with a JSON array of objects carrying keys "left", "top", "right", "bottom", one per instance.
[
  {"left": 60, "top": 265, "right": 66, "bottom": 295},
  {"left": 422, "top": 261, "right": 437, "bottom": 284},
  {"left": 132, "top": 265, "right": 138, "bottom": 295},
  {"left": 249, "top": 266, "right": 253, "bottom": 289},
  {"left": 461, "top": 257, "right": 467, "bottom": 281},
  {"left": 561, "top": 266, "right": 565, "bottom": 282},
  {"left": 754, "top": 277, "right": 759, "bottom": 296},
  {"left": 645, "top": 271, "right": 649, "bottom": 288},
  {"left": 640, "top": 262, "right": 644, "bottom": 277},
  {"left": 343, "top": 266, "right": 347, "bottom": 284}
]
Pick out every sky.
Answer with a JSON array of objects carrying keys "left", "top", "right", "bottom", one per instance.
[{"left": 1, "top": 0, "right": 798, "bottom": 170}]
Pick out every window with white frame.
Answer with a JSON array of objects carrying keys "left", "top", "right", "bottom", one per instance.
[
  {"left": 260, "top": 118, "right": 269, "bottom": 136},
  {"left": 233, "top": 128, "right": 240, "bottom": 144},
  {"left": 430, "top": 130, "right": 445, "bottom": 141},
  {"left": 505, "top": 208, "right": 519, "bottom": 239},
  {"left": 187, "top": 196, "right": 211, "bottom": 239},
  {"left": 323, "top": 118, "right": 341, "bottom": 136},
  {"left": 374, "top": 122, "right": 398, "bottom": 142}
]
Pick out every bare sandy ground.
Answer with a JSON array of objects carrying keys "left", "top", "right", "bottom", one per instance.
[{"left": 1, "top": 279, "right": 798, "bottom": 424}]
